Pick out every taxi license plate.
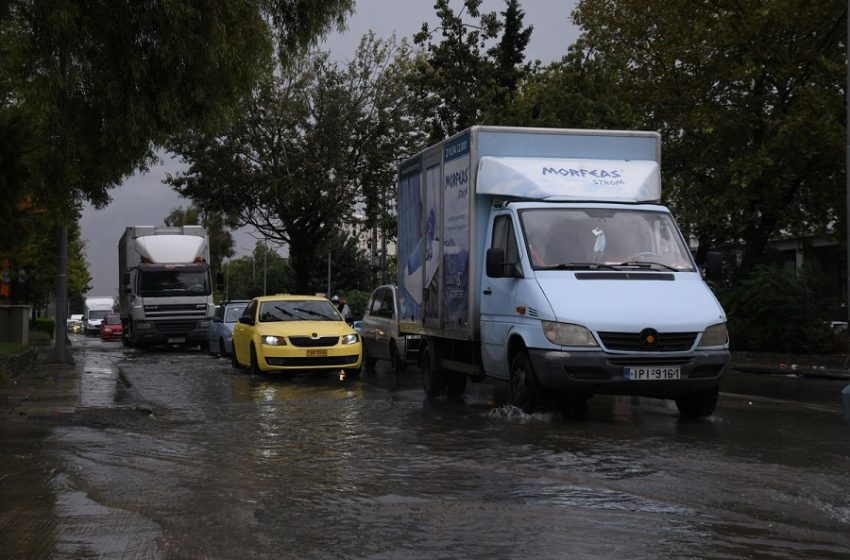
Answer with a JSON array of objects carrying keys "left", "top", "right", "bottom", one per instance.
[
  {"left": 624, "top": 366, "right": 681, "bottom": 380},
  {"left": 167, "top": 337, "right": 186, "bottom": 344},
  {"left": 306, "top": 349, "right": 328, "bottom": 357}
]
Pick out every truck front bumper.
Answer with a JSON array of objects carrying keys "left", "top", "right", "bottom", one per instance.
[
  {"left": 528, "top": 348, "right": 728, "bottom": 398},
  {"left": 133, "top": 322, "right": 209, "bottom": 346}
]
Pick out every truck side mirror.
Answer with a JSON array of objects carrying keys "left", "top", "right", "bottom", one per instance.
[{"left": 704, "top": 251, "right": 722, "bottom": 281}]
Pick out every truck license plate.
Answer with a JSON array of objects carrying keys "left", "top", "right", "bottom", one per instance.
[
  {"left": 306, "top": 349, "right": 327, "bottom": 357},
  {"left": 167, "top": 337, "right": 186, "bottom": 344},
  {"left": 624, "top": 366, "right": 680, "bottom": 380}
]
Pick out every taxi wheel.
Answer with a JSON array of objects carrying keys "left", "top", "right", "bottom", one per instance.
[
  {"left": 231, "top": 345, "right": 243, "bottom": 369},
  {"left": 249, "top": 344, "right": 263, "bottom": 375},
  {"left": 509, "top": 352, "right": 543, "bottom": 413}
]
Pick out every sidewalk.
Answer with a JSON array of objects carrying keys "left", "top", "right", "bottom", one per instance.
[
  {"left": 731, "top": 351, "right": 850, "bottom": 380},
  {"left": 0, "top": 348, "right": 79, "bottom": 419}
]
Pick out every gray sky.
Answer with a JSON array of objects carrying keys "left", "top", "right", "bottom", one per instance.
[{"left": 80, "top": 0, "right": 580, "bottom": 297}]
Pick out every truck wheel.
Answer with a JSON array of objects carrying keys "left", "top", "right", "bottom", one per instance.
[
  {"left": 421, "top": 345, "right": 446, "bottom": 399},
  {"left": 249, "top": 344, "right": 263, "bottom": 375},
  {"left": 675, "top": 388, "right": 718, "bottom": 419},
  {"left": 509, "top": 352, "right": 543, "bottom": 413},
  {"left": 389, "top": 343, "right": 406, "bottom": 373}
]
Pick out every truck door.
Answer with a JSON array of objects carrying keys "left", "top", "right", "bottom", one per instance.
[{"left": 480, "top": 213, "right": 521, "bottom": 380}]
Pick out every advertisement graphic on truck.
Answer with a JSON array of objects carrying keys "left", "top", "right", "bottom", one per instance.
[
  {"left": 118, "top": 225, "right": 214, "bottom": 349},
  {"left": 397, "top": 126, "right": 729, "bottom": 419}
]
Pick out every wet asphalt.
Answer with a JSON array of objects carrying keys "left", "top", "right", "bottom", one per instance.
[{"left": 1, "top": 334, "right": 849, "bottom": 559}]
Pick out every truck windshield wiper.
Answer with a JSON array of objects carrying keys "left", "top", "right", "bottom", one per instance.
[
  {"left": 615, "top": 261, "right": 679, "bottom": 272},
  {"left": 536, "top": 262, "right": 618, "bottom": 270}
]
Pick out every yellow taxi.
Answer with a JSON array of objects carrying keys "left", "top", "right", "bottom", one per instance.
[{"left": 231, "top": 294, "right": 362, "bottom": 375}]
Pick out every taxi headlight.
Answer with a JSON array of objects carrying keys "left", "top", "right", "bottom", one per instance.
[
  {"left": 261, "top": 335, "right": 287, "bottom": 346},
  {"left": 698, "top": 323, "right": 728, "bottom": 348},
  {"left": 542, "top": 321, "right": 598, "bottom": 347},
  {"left": 341, "top": 333, "right": 359, "bottom": 345}
]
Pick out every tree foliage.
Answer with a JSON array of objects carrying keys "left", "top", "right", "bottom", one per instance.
[
  {"left": 570, "top": 0, "right": 846, "bottom": 276},
  {"left": 222, "top": 241, "right": 292, "bottom": 301},
  {"left": 407, "top": 0, "right": 533, "bottom": 143},
  {"left": 167, "top": 34, "right": 414, "bottom": 294},
  {"left": 0, "top": 0, "right": 353, "bottom": 221}
]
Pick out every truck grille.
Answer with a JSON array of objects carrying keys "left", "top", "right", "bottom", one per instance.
[
  {"left": 598, "top": 331, "right": 697, "bottom": 352},
  {"left": 288, "top": 336, "right": 340, "bottom": 348},
  {"left": 144, "top": 304, "right": 208, "bottom": 319}
]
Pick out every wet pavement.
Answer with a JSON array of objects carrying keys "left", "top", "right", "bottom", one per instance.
[{"left": 1, "top": 335, "right": 849, "bottom": 559}]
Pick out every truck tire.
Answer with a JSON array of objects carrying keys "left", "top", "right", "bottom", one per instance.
[
  {"left": 363, "top": 349, "right": 377, "bottom": 372},
  {"left": 446, "top": 373, "right": 467, "bottom": 399},
  {"left": 675, "top": 388, "right": 718, "bottom": 419},
  {"left": 389, "top": 343, "right": 406, "bottom": 373},
  {"left": 509, "top": 352, "right": 544, "bottom": 413},
  {"left": 421, "top": 343, "right": 446, "bottom": 399}
]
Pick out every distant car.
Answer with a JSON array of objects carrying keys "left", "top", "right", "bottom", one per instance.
[
  {"left": 207, "top": 300, "right": 250, "bottom": 356},
  {"left": 99, "top": 313, "right": 124, "bottom": 341},
  {"left": 360, "top": 284, "right": 419, "bottom": 372},
  {"left": 231, "top": 294, "right": 362, "bottom": 375},
  {"left": 66, "top": 314, "right": 84, "bottom": 333}
]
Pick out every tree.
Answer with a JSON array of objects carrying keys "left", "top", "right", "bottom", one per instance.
[
  {"left": 223, "top": 241, "right": 292, "bottom": 300},
  {"left": 407, "top": 0, "right": 533, "bottom": 142},
  {"left": 167, "top": 34, "right": 414, "bottom": 294},
  {"left": 308, "top": 229, "right": 373, "bottom": 296},
  {"left": 571, "top": 0, "right": 846, "bottom": 277}
]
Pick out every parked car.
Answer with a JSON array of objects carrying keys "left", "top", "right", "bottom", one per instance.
[
  {"left": 207, "top": 300, "right": 250, "bottom": 356},
  {"left": 99, "top": 313, "right": 124, "bottom": 341},
  {"left": 360, "top": 284, "right": 418, "bottom": 372},
  {"left": 231, "top": 294, "right": 362, "bottom": 375},
  {"left": 66, "top": 314, "right": 84, "bottom": 333}
]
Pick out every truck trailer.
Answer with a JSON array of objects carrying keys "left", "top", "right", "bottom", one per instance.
[
  {"left": 118, "top": 225, "right": 214, "bottom": 348},
  {"left": 397, "top": 126, "right": 729, "bottom": 418}
]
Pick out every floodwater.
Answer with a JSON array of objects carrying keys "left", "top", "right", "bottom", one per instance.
[{"left": 2, "top": 335, "right": 849, "bottom": 559}]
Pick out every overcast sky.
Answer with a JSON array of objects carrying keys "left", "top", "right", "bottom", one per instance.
[{"left": 80, "top": 0, "right": 580, "bottom": 297}]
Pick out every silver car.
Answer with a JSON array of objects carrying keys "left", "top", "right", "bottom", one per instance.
[
  {"left": 207, "top": 300, "right": 250, "bottom": 356},
  {"left": 360, "top": 285, "right": 418, "bottom": 372}
]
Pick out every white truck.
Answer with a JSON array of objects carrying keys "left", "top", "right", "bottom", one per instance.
[
  {"left": 118, "top": 225, "right": 214, "bottom": 348},
  {"left": 83, "top": 296, "right": 115, "bottom": 335},
  {"left": 397, "top": 126, "right": 729, "bottom": 418}
]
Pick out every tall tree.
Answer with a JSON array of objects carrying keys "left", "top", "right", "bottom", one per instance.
[
  {"left": 408, "top": 0, "right": 533, "bottom": 142},
  {"left": 167, "top": 34, "right": 414, "bottom": 294},
  {"left": 571, "top": 0, "right": 846, "bottom": 277}
]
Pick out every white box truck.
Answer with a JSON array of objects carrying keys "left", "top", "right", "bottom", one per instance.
[
  {"left": 118, "top": 225, "right": 214, "bottom": 348},
  {"left": 82, "top": 296, "right": 115, "bottom": 335},
  {"left": 397, "top": 126, "right": 729, "bottom": 418}
]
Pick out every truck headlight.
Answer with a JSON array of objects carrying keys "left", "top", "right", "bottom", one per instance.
[
  {"left": 341, "top": 333, "right": 359, "bottom": 345},
  {"left": 135, "top": 321, "right": 153, "bottom": 330},
  {"left": 197, "top": 321, "right": 210, "bottom": 328},
  {"left": 542, "top": 321, "right": 598, "bottom": 347},
  {"left": 698, "top": 323, "right": 728, "bottom": 348},
  {"left": 261, "top": 335, "right": 287, "bottom": 346}
]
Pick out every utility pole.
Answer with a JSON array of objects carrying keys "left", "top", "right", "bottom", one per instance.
[{"left": 48, "top": 225, "right": 72, "bottom": 364}]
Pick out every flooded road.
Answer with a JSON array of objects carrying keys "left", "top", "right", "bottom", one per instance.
[{"left": 2, "top": 335, "right": 849, "bottom": 559}]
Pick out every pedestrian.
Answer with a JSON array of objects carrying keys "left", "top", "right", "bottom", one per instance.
[{"left": 332, "top": 295, "right": 351, "bottom": 323}]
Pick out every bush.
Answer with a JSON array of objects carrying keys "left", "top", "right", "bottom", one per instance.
[
  {"left": 30, "top": 317, "right": 55, "bottom": 337},
  {"left": 720, "top": 264, "right": 834, "bottom": 353},
  {"left": 341, "top": 289, "right": 371, "bottom": 321}
]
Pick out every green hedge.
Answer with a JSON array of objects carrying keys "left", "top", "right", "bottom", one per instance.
[{"left": 30, "top": 317, "right": 55, "bottom": 337}]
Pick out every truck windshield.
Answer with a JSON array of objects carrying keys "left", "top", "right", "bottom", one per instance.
[
  {"left": 138, "top": 269, "right": 211, "bottom": 296},
  {"left": 519, "top": 208, "right": 696, "bottom": 272},
  {"left": 88, "top": 310, "right": 111, "bottom": 321}
]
